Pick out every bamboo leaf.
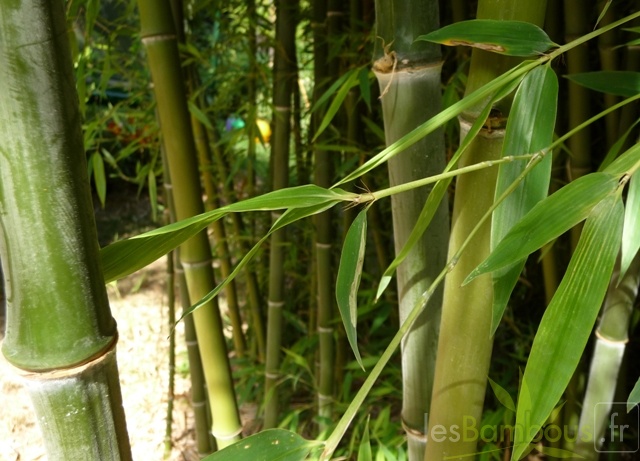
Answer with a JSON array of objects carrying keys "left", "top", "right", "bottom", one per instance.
[
  {"left": 188, "top": 100, "right": 213, "bottom": 130},
  {"left": 603, "top": 141, "right": 640, "bottom": 175},
  {"left": 101, "top": 185, "right": 351, "bottom": 283},
  {"left": 488, "top": 377, "right": 516, "bottom": 412},
  {"left": 375, "top": 73, "right": 527, "bottom": 300},
  {"left": 359, "top": 67, "right": 372, "bottom": 112},
  {"left": 598, "top": 120, "right": 640, "bottom": 171},
  {"left": 417, "top": 20, "right": 557, "bottom": 57},
  {"left": 375, "top": 96, "right": 495, "bottom": 300},
  {"left": 313, "top": 69, "right": 359, "bottom": 141},
  {"left": 490, "top": 65, "right": 557, "bottom": 333},
  {"left": 357, "top": 417, "right": 372, "bottom": 461},
  {"left": 148, "top": 170, "right": 157, "bottom": 223},
  {"left": 335, "top": 60, "right": 538, "bottom": 187},
  {"left": 179, "top": 201, "right": 338, "bottom": 320},
  {"left": 621, "top": 172, "right": 640, "bottom": 280},
  {"left": 91, "top": 152, "right": 107, "bottom": 208},
  {"left": 538, "top": 446, "right": 581, "bottom": 459},
  {"left": 466, "top": 172, "right": 620, "bottom": 283},
  {"left": 336, "top": 209, "right": 367, "bottom": 370},
  {"left": 595, "top": 0, "right": 613, "bottom": 29},
  {"left": 511, "top": 194, "right": 624, "bottom": 460},
  {"left": 628, "top": 378, "right": 640, "bottom": 413},
  {"left": 565, "top": 71, "right": 640, "bottom": 97},
  {"left": 202, "top": 429, "right": 321, "bottom": 461}
]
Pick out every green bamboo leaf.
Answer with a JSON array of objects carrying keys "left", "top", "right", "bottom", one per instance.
[
  {"left": 179, "top": 201, "right": 338, "bottom": 320},
  {"left": 604, "top": 141, "right": 640, "bottom": 176},
  {"left": 466, "top": 172, "right": 620, "bottom": 283},
  {"left": 598, "top": 120, "right": 640, "bottom": 171},
  {"left": 359, "top": 67, "right": 372, "bottom": 112},
  {"left": 488, "top": 377, "right": 516, "bottom": 412},
  {"left": 512, "top": 194, "right": 624, "bottom": 460},
  {"left": 565, "top": 71, "right": 640, "bottom": 97},
  {"left": 313, "top": 69, "right": 359, "bottom": 141},
  {"left": 375, "top": 73, "right": 526, "bottom": 300},
  {"left": 357, "top": 417, "right": 372, "bottom": 461},
  {"left": 187, "top": 100, "right": 214, "bottom": 130},
  {"left": 596, "top": 0, "right": 613, "bottom": 28},
  {"left": 148, "top": 170, "right": 157, "bottom": 223},
  {"left": 335, "top": 60, "right": 537, "bottom": 187},
  {"left": 416, "top": 20, "right": 557, "bottom": 57},
  {"left": 101, "top": 185, "right": 351, "bottom": 283},
  {"left": 628, "top": 378, "right": 640, "bottom": 413},
  {"left": 621, "top": 172, "right": 640, "bottom": 280},
  {"left": 312, "top": 67, "right": 358, "bottom": 113},
  {"left": 490, "top": 65, "right": 557, "bottom": 333},
  {"left": 336, "top": 209, "right": 367, "bottom": 370},
  {"left": 91, "top": 152, "right": 107, "bottom": 208},
  {"left": 202, "top": 429, "right": 321, "bottom": 461}
]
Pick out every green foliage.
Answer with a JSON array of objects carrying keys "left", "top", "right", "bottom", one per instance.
[{"left": 417, "top": 20, "right": 558, "bottom": 56}]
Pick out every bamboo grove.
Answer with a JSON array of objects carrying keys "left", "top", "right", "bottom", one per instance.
[{"left": 2, "top": 0, "right": 640, "bottom": 460}]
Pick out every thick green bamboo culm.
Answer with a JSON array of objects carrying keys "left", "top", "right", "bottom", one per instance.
[
  {"left": 372, "top": 0, "right": 449, "bottom": 459},
  {"left": 0, "top": 1, "right": 131, "bottom": 459},
  {"left": 424, "top": 2, "right": 547, "bottom": 460},
  {"left": 137, "top": 0, "right": 242, "bottom": 448},
  {"left": 264, "top": 0, "right": 298, "bottom": 430}
]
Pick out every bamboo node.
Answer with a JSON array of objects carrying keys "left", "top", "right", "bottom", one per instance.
[
  {"left": 265, "top": 371, "right": 279, "bottom": 379},
  {"left": 401, "top": 416, "right": 427, "bottom": 442},
  {"left": 180, "top": 259, "right": 213, "bottom": 269},
  {"left": 6, "top": 332, "right": 118, "bottom": 380},
  {"left": 594, "top": 329, "right": 628, "bottom": 346},
  {"left": 317, "top": 326, "right": 333, "bottom": 334},
  {"left": 141, "top": 34, "right": 177, "bottom": 44},
  {"left": 212, "top": 426, "right": 243, "bottom": 441},
  {"left": 268, "top": 300, "right": 285, "bottom": 308},
  {"left": 316, "top": 242, "right": 331, "bottom": 249},
  {"left": 274, "top": 105, "right": 291, "bottom": 112}
]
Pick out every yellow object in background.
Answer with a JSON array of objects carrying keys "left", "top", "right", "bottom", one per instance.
[{"left": 256, "top": 118, "right": 271, "bottom": 143}]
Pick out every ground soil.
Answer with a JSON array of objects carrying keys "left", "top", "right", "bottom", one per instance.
[{"left": 0, "top": 186, "right": 201, "bottom": 461}]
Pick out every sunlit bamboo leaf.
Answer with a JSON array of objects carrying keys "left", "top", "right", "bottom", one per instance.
[
  {"left": 375, "top": 74, "right": 526, "bottom": 300},
  {"left": 512, "top": 194, "right": 624, "bottom": 460},
  {"left": 202, "top": 429, "right": 321, "bottom": 461},
  {"left": 313, "top": 69, "right": 359, "bottom": 141},
  {"left": 565, "top": 71, "right": 640, "bottom": 97},
  {"left": 417, "top": 20, "right": 557, "bottom": 57},
  {"left": 91, "top": 152, "right": 107, "bottom": 208},
  {"left": 101, "top": 185, "right": 351, "bottom": 283},
  {"left": 603, "top": 141, "right": 640, "bottom": 175},
  {"left": 466, "top": 173, "right": 620, "bottom": 283},
  {"left": 336, "top": 60, "right": 537, "bottom": 187},
  {"left": 357, "top": 416, "right": 372, "bottom": 461},
  {"left": 179, "top": 201, "right": 338, "bottom": 320},
  {"left": 490, "top": 65, "right": 557, "bottom": 333},
  {"left": 336, "top": 209, "right": 367, "bottom": 370},
  {"left": 628, "top": 378, "right": 640, "bottom": 413},
  {"left": 488, "top": 377, "right": 516, "bottom": 412},
  {"left": 621, "top": 172, "right": 640, "bottom": 280}
]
